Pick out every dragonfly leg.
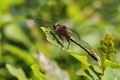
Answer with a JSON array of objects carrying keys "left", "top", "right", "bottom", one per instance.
[
  {"left": 58, "top": 35, "right": 64, "bottom": 47},
  {"left": 57, "top": 35, "right": 64, "bottom": 54},
  {"left": 67, "top": 39, "right": 70, "bottom": 49},
  {"left": 60, "top": 40, "right": 64, "bottom": 54}
]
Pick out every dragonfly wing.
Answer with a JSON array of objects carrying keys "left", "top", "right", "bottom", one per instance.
[
  {"left": 41, "top": 27, "right": 64, "bottom": 48},
  {"left": 70, "top": 29, "right": 80, "bottom": 39},
  {"left": 50, "top": 31, "right": 64, "bottom": 48},
  {"left": 34, "top": 19, "right": 64, "bottom": 48},
  {"left": 70, "top": 30, "right": 92, "bottom": 50},
  {"left": 78, "top": 38, "right": 92, "bottom": 50},
  {"left": 34, "top": 18, "right": 52, "bottom": 28},
  {"left": 71, "top": 37, "right": 92, "bottom": 50},
  {"left": 72, "top": 32, "right": 92, "bottom": 50}
]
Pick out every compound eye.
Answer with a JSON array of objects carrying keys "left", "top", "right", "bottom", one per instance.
[
  {"left": 55, "top": 22, "right": 60, "bottom": 26},
  {"left": 53, "top": 22, "right": 61, "bottom": 29}
]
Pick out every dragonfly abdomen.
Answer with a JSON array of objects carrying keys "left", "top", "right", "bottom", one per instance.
[{"left": 69, "top": 37, "right": 99, "bottom": 61}]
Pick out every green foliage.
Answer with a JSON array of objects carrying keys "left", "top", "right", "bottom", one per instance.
[
  {"left": 65, "top": 33, "right": 120, "bottom": 80},
  {"left": 40, "top": 27, "right": 62, "bottom": 47},
  {"left": 31, "top": 64, "right": 46, "bottom": 80},
  {"left": 6, "top": 64, "right": 28, "bottom": 80},
  {"left": 1, "top": 0, "right": 120, "bottom": 80},
  {"left": 5, "top": 44, "right": 35, "bottom": 65},
  {"left": 102, "top": 67, "right": 120, "bottom": 80},
  {"left": 67, "top": 50, "right": 90, "bottom": 68},
  {"left": 103, "top": 59, "right": 120, "bottom": 69},
  {"left": 98, "top": 33, "right": 117, "bottom": 61},
  {"left": 67, "top": 50, "right": 101, "bottom": 80},
  {"left": 98, "top": 33, "right": 120, "bottom": 80}
]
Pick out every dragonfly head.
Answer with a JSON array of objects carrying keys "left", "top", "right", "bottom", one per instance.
[{"left": 53, "top": 22, "right": 61, "bottom": 30}]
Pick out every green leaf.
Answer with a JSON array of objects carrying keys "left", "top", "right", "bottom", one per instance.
[
  {"left": 102, "top": 67, "right": 120, "bottom": 80},
  {"left": 98, "top": 33, "right": 117, "bottom": 61},
  {"left": 5, "top": 44, "right": 35, "bottom": 65},
  {"left": 40, "top": 27, "right": 63, "bottom": 48},
  {"left": 4, "top": 24, "right": 32, "bottom": 47},
  {"left": 76, "top": 69, "right": 93, "bottom": 80},
  {"left": 67, "top": 50, "right": 100, "bottom": 80},
  {"left": 6, "top": 64, "right": 28, "bottom": 80},
  {"left": 104, "top": 59, "right": 120, "bottom": 69},
  {"left": 31, "top": 64, "right": 46, "bottom": 80},
  {"left": 89, "top": 65, "right": 102, "bottom": 79},
  {"left": 67, "top": 50, "right": 90, "bottom": 69}
]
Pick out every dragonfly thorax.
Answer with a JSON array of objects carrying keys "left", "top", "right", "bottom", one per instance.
[
  {"left": 53, "top": 22, "right": 61, "bottom": 30},
  {"left": 53, "top": 24, "right": 72, "bottom": 40}
]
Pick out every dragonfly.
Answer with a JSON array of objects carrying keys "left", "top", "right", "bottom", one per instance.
[{"left": 34, "top": 19, "right": 99, "bottom": 61}]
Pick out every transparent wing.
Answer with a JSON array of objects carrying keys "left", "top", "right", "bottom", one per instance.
[
  {"left": 78, "top": 38, "right": 92, "bottom": 50},
  {"left": 49, "top": 31, "right": 64, "bottom": 47},
  {"left": 70, "top": 29, "right": 80, "bottom": 39},
  {"left": 34, "top": 19, "right": 65, "bottom": 48},
  {"left": 34, "top": 18, "right": 53, "bottom": 28},
  {"left": 70, "top": 29, "right": 92, "bottom": 50}
]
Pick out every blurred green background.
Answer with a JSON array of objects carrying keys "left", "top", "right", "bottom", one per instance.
[{"left": 0, "top": 0, "right": 120, "bottom": 80}]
